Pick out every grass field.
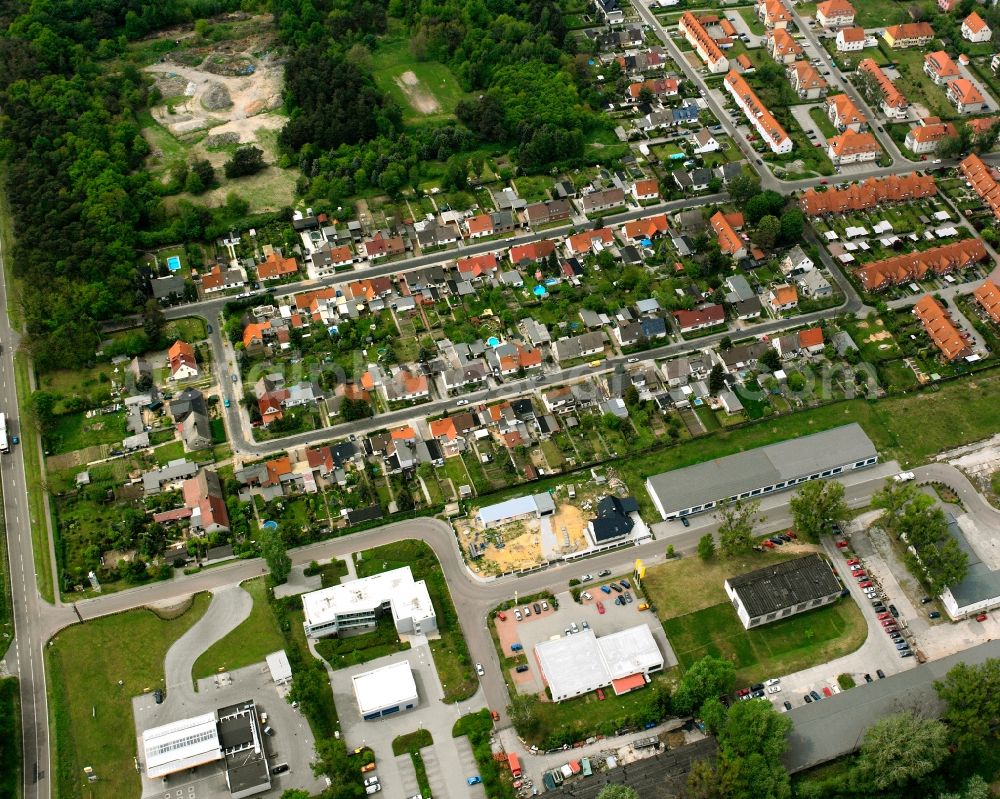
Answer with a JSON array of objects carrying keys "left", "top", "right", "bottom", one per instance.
[
  {"left": 316, "top": 616, "right": 411, "bottom": 667},
  {"left": 355, "top": 540, "right": 476, "bottom": 702},
  {"left": 48, "top": 595, "right": 211, "bottom": 799},
  {"left": 888, "top": 48, "right": 957, "bottom": 120},
  {"left": 0, "top": 678, "right": 19, "bottom": 799},
  {"left": 372, "top": 38, "right": 468, "bottom": 124},
  {"left": 619, "top": 367, "right": 1000, "bottom": 518},
  {"left": 192, "top": 579, "right": 285, "bottom": 681},
  {"left": 642, "top": 549, "right": 809, "bottom": 620},
  {"left": 852, "top": 0, "right": 908, "bottom": 28},
  {"left": 664, "top": 599, "right": 867, "bottom": 685}
]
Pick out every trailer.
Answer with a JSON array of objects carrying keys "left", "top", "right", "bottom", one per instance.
[
  {"left": 633, "top": 736, "right": 661, "bottom": 750},
  {"left": 580, "top": 758, "right": 592, "bottom": 777}
]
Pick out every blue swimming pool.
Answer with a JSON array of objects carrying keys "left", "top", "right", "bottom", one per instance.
[
  {"left": 166, "top": 255, "right": 181, "bottom": 271},
  {"left": 262, "top": 520, "right": 278, "bottom": 530},
  {"left": 487, "top": 336, "right": 500, "bottom": 347},
  {"left": 533, "top": 285, "right": 547, "bottom": 297}
]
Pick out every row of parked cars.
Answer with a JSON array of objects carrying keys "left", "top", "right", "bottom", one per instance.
[
  {"left": 754, "top": 531, "right": 797, "bottom": 551},
  {"left": 837, "top": 531, "right": 915, "bottom": 660}
]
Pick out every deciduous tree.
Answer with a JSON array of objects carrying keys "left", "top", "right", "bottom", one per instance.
[
  {"left": 789, "top": 480, "right": 849, "bottom": 542},
  {"left": 673, "top": 655, "right": 736, "bottom": 714},
  {"left": 697, "top": 533, "right": 716, "bottom": 561},
  {"left": 854, "top": 711, "right": 948, "bottom": 791},
  {"left": 718, "top": 500, "right": 763, "bottom": 557}
]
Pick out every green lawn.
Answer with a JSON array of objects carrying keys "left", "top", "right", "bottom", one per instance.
[
  {"left": 392, "top": 728, "right": 433, "bottom": 756},
  {"left": 852, "top": 0, "right": 907, "bottom": 27},
  {"left": 48, "top": 595, "right": 211, "bottom": 799},
  {"left": 192, "top": 579, "right": 286, "bottom": 681},
  {"left": 315, "top": 616, "right": 412, "bottom": 667},
  {"left": 48, "top": 410, "right": 125, "bottom": 455},
  {"left": 809, "top": 106, "right": 838, "bottom": 139},
  {"left": 737, "top": 7, "right": 766, "bottom": 36},
  {"left": 618, "top": 367, "right": 1000, "bottom": 518},
  {"left": 664, "top": 599, "right": 868, "bottom": 685},
  {"left": 0, "top": 678, "right": 19, "bottom": 799},
  {"left": 888, "top": 47, "right": 957, "bottom": 120},
  {"left": 154, "top": 439, "right": 185, "bottom": 464},
  {"left": 372, "top": 36, "right": 469, "bottom": 124},
  {"left": 355, "top": 540, "right": 476, "bottom": 702}
]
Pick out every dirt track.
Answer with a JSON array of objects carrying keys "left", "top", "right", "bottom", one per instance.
[{"left": 394, "top": 70, "right": 441, "bottom": 115}]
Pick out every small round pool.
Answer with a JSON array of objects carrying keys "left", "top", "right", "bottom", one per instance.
[
  {"left": 486, "top": 336, "right": 500, "bottom": 347},
  {"left": 533, "top": 285, "right": 547, "bottom": 297},
  {"left": 262, "top": 520, "right": 278, "bottom": 530}
]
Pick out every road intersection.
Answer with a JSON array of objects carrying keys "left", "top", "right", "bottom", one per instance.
[{"left": 3, "top": 7, "right": 1000, "bottom": 797}]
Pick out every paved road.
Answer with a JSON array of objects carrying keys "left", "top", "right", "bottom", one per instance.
[{"left": 0, "top": 229, "right": 60, "bottom": 798}]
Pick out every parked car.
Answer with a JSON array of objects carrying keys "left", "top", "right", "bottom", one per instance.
[
  {"left": 822, "top": 687, "right": 832, "bottom": 698},
  {"left": 364, "top": 777, "right": 380, "bottom": 787},
  {"left": 769, "top": 537, "right": 784, "bottom": 546},
  {"left": 601, "top": 585, "right": 612, "bottom": 594},
  {"left": 767, "top": 685, "right": 781, "bottom": 694},
  {"left": 596, "top": 601, "right": 605, "bottom": 614},
  {"left": 860, "top": 581, "right": 873, "bottom": 589},
  {"left": 836, "top": 540, "right": 848, "bottom": 549},
  {"left": 764, "top": 678, "right": 780, "bottom": 687},
  {"left": 929, "top": 611, "right": 941, "bottom": 619},
  {"left": 876, "top": 669, "right": 886, "bottom": 679},
  {"left": 365, "top": 784, "right": 381, "bottom": 795},
  {"left": 599, "top": 569, "right": 612, "bottom": 577},
  {"left": 620, "top": 579, "right": 631, "bottom": 589},
  {"left": 804, "top": 694, "right": 813, "bottom": 703},
  {"left": 889, "top": 605, "right": 899, "bottom": 618},
  {"left": 921, "top": 597, "right": 933, "bottom": 604},
  {"left": 596, "top": 688, "right": 606, "bottom": 701},
  {"left": 901, "top": 651, "right": 914, "bottom": 658},
  {"left": 582, "top": 620, "right": 589, "bottom": 629},
  {"left": 523, "top": 606, "right": 531, "bottom": 617},
  {"left": 624, "top": 592, "right": 633, "bottom": 604},
  {"left": 864, "top": 673, "right": 873, "bottom": 683},
  {"left": 582, "top": 592, "right": 592, "bottom": 601},
  {"left": 762, "top": 540, "right": 776, "bottom": 549},
  {"left": 533, "top": 603, "right": 541, "bottom": 615},
  {"left": 810, "top": 690, "right": 822, "bottom": 702},
  {"left": 609, "top": 584, "right": 623, "bottom": 593},
  {"left": 514, "top": 609, "right": 522, "bottom": 621},
  {"left": 977, "top": 613, "right": 989, "bottom": 622},
  {"left": 783, "top": 700, "right": 792, "bottom": 711},
  {"left": 847, "top": 559, "right": 860, "bottom": 566},
  {"left": 541, "top": 601, "right": 548, "bottom": 611},
  {"left": 515, "top": 665, "right": 529, "bottom": 673},
  {"left": 476, "top": 663, "right": 485, "bottom": 677},
  {"left": 681, "top": 516, "right": 690, "bottom": 527},
  {"left": 467, "top": 777, "right": 482, "bottom": 785},
  {"left": 582, "top": 574, "right": 593, "bottom": 582},
  {"left": 497, "top": 612, "right": 507, "bottom": 621},
  {"left": 896, "top": 642, "right": 911, "bottom": 651},
  {"left": 361, "top": 763, "right": 376, "bottom": 774}
]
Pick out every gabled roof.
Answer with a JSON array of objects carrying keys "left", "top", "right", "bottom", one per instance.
[
  {"left": 884, "top": 22, "right": 935, "bottom": 40},
  {"left": 913, "top": 295, "right": 970, "bottom": 360},
  {"left": 457, "top": 252, "right": 498, "bottom": 276},
  {"left": 769, "top": 284, "right": 798, "bottom": 306},
  {"left": 858, "top": 59, "right": 907, "bottom": 108},
  {"left": 817, "top": 0, "right": 854, "bottom": 18},
  {"left": 964, "top": 11, "right": 989, "bottom": 33},
  {"left": 960, "top": 153, "right": 1000, "bottom": 221},
  {"left": 510, "top": 240, "right": 555, "bottom": 264},
  {"left": 854, "top": 239, "right": 987, "bottom": 291},
  {"left": 949, "top": 78, "right": 984, "bottom": 105},
  {"left": 827, "top": 94, "right": 866, "bottom": 126},
  {"left": 623, "top": 214, "right": 669, "bottom": 241},
  {"left": 828, "top": 130, "right": 879, "bottom": 156},
  {"left": 974, "top": 279, "right": 1000, "bottom": 324},
  {"left": 798, "top": 327, "right": 824, "bottom": 349},
  {"left": 710, "top": 211, "right": 744, "bottom": 255},
  {"left": 257, "top": 252, "right": 298, "bottom": 280},
  {"left": 924, "top": 50, "right": 958, "bottom": 79},
  {"left": 770, "top": 28, "right": 803, "bottom": 56},
  {"left": 838, "top": 26, "right": 866, "bottom": 42},
  {"left": 799, "top": 173, "right": 936, "bottom": 215},
  {"left": 566, "top": 228, "right": 614, "bottom": 255}
]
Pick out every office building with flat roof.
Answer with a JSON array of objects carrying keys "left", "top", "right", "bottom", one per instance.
[
  {"left": 301, "top": 567, "right": 436, "bottom": 639},
  {"left": 725, "top": 554, "right": 842, "bottom": 628},
  {"left": 352, "top": 660, "right": 419, "bottom": 720},
  {"left": 645, "top": 423, "right": 877, "bottom": 519}
]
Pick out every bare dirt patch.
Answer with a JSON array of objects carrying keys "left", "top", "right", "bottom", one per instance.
[
  {"left": 864, "top": 330, "right": 893, "bottom": 343},
  {"left": 393, "top": 70, "right": 441, "bottom": 115}
]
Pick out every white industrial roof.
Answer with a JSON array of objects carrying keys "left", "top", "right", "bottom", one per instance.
[
  {"left": 352, "top": 660, "right": 418, "bottom": 715},
  {"left": 301, "top": 566, "right": 435, "bottom": 629},
  {"left": 534, "top": 625, "right": 663, "bottom": 700},
  {"left": 477, "top": 493, "right": 555, "bottom": 525},
  {"left": 534, "top": 631, "right": 607, "bottom": 699},
  {"left": 266, "top": 650, "right": 292, "bottom": 684},
  {"left": 143, "top": 712, "right": 222, "bottom": 779}
]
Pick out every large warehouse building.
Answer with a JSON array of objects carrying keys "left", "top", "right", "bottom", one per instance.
[
  {"left": 941, "top": 514, "right": 1000, "bottom": 620},
  {"left": 645, "top": 423, "right": 878, "bottom": 520},
  {"left": 141, "top": 699, "right": 271, "bottom": 798},
  {"left": 352, "top": 660, "right": 419, "bottom": 720},
  {"left": 302, "top": 566, "right": 437, "bottom": 639},
  {"left": 533, "top": 625, "right": 664, "bottom": 702},
  {"left": 724, "top": 554, "right": 842, "bottom": 629}
]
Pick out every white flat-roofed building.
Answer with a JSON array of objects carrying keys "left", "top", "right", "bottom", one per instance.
[
  {"left": 352, "top": 660, "right": 419, "bottom": 720},
  {"left": 301, "top": 566, "right": 437, "bottom": 639},
  {"left": 534, "top": 625, "right": 663, "bottom": 702},
  {"left": 645, "top": 423, "right": 877, "bottom": 519},
  {"left": 266, "top": 650, "right": 292, "bottom": 684},
  {"left": 142, "top": 712, "right": 223, "bottom": 779}
]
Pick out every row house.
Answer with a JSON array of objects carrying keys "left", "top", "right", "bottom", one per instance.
[
  {"left": 510, "top": 239, "right": 556, "bottom": 265},
  {"left": 678, "top": 12, "right": 731, "bottom": 73},
  {"left": 973, "top": 279, "right": 1000, "bottom": 326},
  {"left": 959, "top": 153, "right": 1000, "bottom": 221},
  {"left": 550, "top": 331, "right": 608, "bottom": 363},
  {"left": 725, "top": 71, "right": 793, "bottom": 153},
  {"left": 854, "top": 239, "right": 987, "bottom": 291},
  {"left": 627, "top": 77, "right": 680, "bottom": 101},
  {"left": 798, "top": 172, "right": 936, "bottom": 215},
  {"left": 309, "top": 243, "right": 355, "bottom": 278},
  {"left": 913, "top": 295, "right": 972, "bottom": 361},
  {"left": 524, "top": 199, "right": 572, "bottom": 227},
  {"left": 414, "top": 220, "right": 460, "bottom": 251},
  {"left": 858, "top": 59, "right": 908, "bottom": 120},
  {"left": 200, "top": 263, "right": 246, "bottom": 294}
]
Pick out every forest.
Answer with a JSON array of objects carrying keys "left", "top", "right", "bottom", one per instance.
[{"left": 275, "top": 0, "right": 608, "bottom": 205}]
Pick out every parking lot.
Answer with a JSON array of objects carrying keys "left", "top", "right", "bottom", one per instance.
[
  {"left": 132, "top": 660, "right": 324, "bottom": 799},
  {"left": 327, "top": 642, "right": 486, "bottom": 799},
  {"left": 493, "top": 582, "right": 677, "bottom": 696}
]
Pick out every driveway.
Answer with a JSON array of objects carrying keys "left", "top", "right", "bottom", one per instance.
[
  {"left": 328, "top": 642, "right": 487, "bottom": 799},
  {"left": 790, "top": 104, "right": 828, "bottom": 145}
]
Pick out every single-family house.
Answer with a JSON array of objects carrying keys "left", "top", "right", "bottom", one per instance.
[
  {"left": 836, "top": 27, "right": 866, "bottom": 51},
  {"left": 632, "top": 178, "right": 660, "bottom": 202},
  {"left": 711, "top": 211, "right": 747, "bottom": 259},
  {"left": 168, "top": 340, "right": 198, "bottom": 380},
  {"left": 781, "top": 245, "right": 814, "bottom": 276},
  {"left": 962, "top": 12, "right": 991, "bottom": 43},
  {"left": 257, "top": 251, "right": 299, "bottom": 281},
  {"left": 768, "top": 283, "right": 799, "bottom": 312},
  {"left": 673, "top": 305, "right": 725, "bottom": 333}
]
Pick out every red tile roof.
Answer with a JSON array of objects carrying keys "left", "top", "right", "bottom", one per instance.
[
  {"left": 257, "top": 252, "right": 298, "bottom": 280},
  {"left": 854, "top": 239, "right": 988, "bottom": 291},
  {"left": 710, "top": 211, "right": 744, "bottom": 255},
  {"left": 974, "top": 279, "right": 1000, "bottom": 325},
  {"left": 510, "top": 240, "right": 555, "bottom": 264},
  {"left": 913, "top": 295, "right": 971, "bottom": 361},
  {"left": 799, "top": 173, "right": 936, "bottom": 215}
]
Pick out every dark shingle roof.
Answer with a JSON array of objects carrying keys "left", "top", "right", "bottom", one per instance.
[{"left": 727, "top": 554, "right": 840, "bottom": 618}]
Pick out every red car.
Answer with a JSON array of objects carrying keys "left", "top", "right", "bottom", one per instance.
[
  {"left": 737, "top": 687, "right": 750, "bottom": 697},
  {"left": 854, "top": 571, "right": 867, "bottom": 578},
  {"left": 596, "top": 688, "right": 606, "bottom": 701},
  {"left": 878, "top": 612, "right": 892, "bottom": 621},
  {"left": 497, "top": 612, "right": 507, "bottom": 621},
  {"left": 786, "top": 531, "right": 797, "bottom": 539},
  {"left": 596, "top": 601, "right": 605, "bottom": 615},
  {"left": 822, "top": 687, "right": 832, "bottom": 698},
  {"left": 762, "top": 540, "right": 776, "bottom": 549},
  {"left": 882, "top": 620, "right": 897, "bottom": 628},
  {"left": 976, "top": 613, "right": 988, "bottom": 622},
  {"left": 820, "top": 179, "right": 828, "bottom": 184},
  {"left": 860, "top": 581, "right": 873, "bottom": 589},
  {"left": 836, "top": 541, "right": 848, "bottom": 549},
  {"left": 847, "top": 559, "right": 860, "bottom": 566}
]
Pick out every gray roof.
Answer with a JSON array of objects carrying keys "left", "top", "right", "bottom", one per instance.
[
  {"left": 646, "top": 424, "right": 877, "bottom": 516},
  {"left": 783, "top": 638, "right": 1000, "bottom": 773},
  {"left": 726, "top": 554, "right": 840, "bottom": 618},
  {"left": 725, "top": 275, "right": 755, "bottom": 303},
  {"left": 944, "top": 514, "right": 1000, "bottom": 610}
]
